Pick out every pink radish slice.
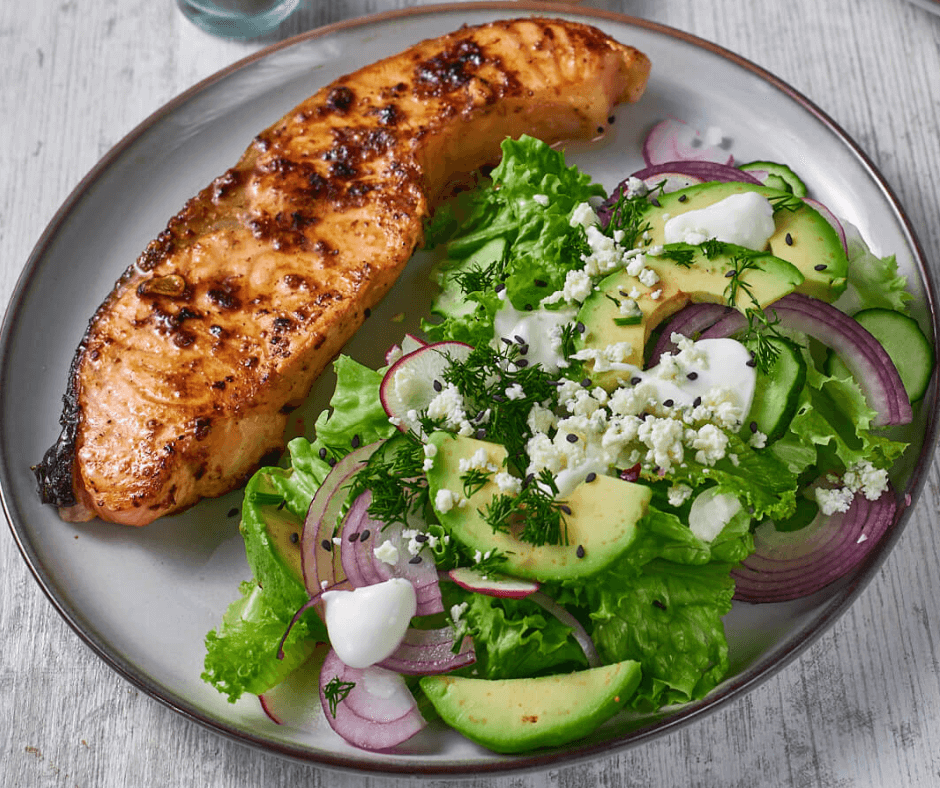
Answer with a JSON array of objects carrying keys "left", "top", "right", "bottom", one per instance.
[
  {"left": 802, "top": 197, "right": 849, "bottom": 255},
  {"left": 377, "top": 626, "right": 476, "bottom": 675},
  {"left": 732, "top": 487, "right": 896, "bottom": 602},
  {"left": 259, "top": 645, "right": 330, "bottom": 727},
  {"left": 380, "top": 341, "right": 473, "bottom": 436},
  {"left": 300, "top": 442, "right": 382, "bottom": 597},
  {"left": 700, "top": 293, "right": 911, "bottom": 426},
  {"left": 318, "top": 649, "right": 426, "bottom": 750},
  {"left": 448, "top": 567, "right": 539, "bottom": 599},
  {"left": 642, "top": 119, "right": 733, "bottom": 167},
  {"left": 647, "top": 303, "right": 735, "bottom": 366},
  {"left": 384, "top": 333, "right": 428, "bottom": 366},
  {"left": 342, "top": 490, "right": 444, "bottom": 616}
]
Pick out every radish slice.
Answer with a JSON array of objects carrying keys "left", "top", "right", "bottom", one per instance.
[
  {"left": 731, "top": 486, "right": 896, "bottom": 602},
  {"left": 259, "top": 645, "right": 330, "bottom": 727},
  {"left": 642, "top": 119, "right": 733, "bottom": 167},
  {"left": 300, "top": 442, "right": 382, "bottom": 598},
  {"left": 380, "top": 341, "right": 473, "bottom": 437},
  {"left": 700, "top": 294, "right": 912, "bottom": 426},
  {"left": 341, "top": 490, "right": 444, "bottom": 616},
  {"left": 647, "top": 303, "right": 735, "bottom": 366},
  {"left": 448, "top": 567, "right": 539, "bottom": 599},
  {"left": 377, "top": 626, "right": 476, "bottom": 675},
  {"left": 318, "top": 649, "right": 426, "bottom": 750},
  {"left": 529, "top": 591, "right": 601, "bottom": 668},
  {"left": 802, "top": 197, "right": 849, "bottom": 255},
  {"left": 384, "top": 333, "right": 428, "bottom": 366}
]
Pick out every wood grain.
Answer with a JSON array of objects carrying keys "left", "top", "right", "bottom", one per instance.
[{"left": 2, "top": 0, "right": 939, "bottom": 786}]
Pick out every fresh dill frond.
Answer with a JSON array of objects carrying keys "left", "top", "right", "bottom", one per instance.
[
  {"left": 742, "top": 307, "right": 788, "bottom": 373},
  {"left": 699, "top": 238, "right": 727, "bottom": 259},
  {"left": 479, "top": 469, "right": 569, "bottom": 547},
  {"left": 656, "top": 244, "right": 696, "bottom": 268},
  {"left": 347, "top": 434, "right": 429, "bottom": 529},
  {"left": 562, "top": 224, "right": 592, "bottom": 265},
  {"left": 450, "top": 256, "right": 504, "bottom": 296},
  {"left": 768, "top": 193, "right": 803, "bottom": 215},
  {"left": 460, "top": 467, "right": 492, "bottom": 499},
  {"left": 603, "top": 187, "right": 653, "bottom": 249},
  {"left": 323, "top": 676, "right": 356, "bottom": 718}
]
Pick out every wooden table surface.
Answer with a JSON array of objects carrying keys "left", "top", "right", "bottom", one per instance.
[{"left": 3, "top": 0, "right": 939, "bottom": 785}]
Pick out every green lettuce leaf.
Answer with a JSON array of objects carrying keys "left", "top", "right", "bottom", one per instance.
[{"left": 836, "top": 222, "right": 912, "bottom": 315}]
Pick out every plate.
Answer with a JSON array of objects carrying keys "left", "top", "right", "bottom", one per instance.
[{"left": 2, "top": 2, "right": 937, "bottom": 776}]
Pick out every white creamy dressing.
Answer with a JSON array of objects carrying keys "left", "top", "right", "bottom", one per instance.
[
  {"left": 321, "top": 578, "right": 417, "bottom": 668},
  {"left": 663, "top": 191, "right": 775, "bottom": 250},
  {"left": 492, "top": 299, "right": 578, "bottom": 374}
]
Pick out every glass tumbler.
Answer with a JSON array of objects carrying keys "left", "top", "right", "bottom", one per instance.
[{"left": 176, "top": 0, "right": 301, "bottom": 39}]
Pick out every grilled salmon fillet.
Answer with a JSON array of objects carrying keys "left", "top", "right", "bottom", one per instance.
[{"left": 34, "top": 17, "right": 651, "bottom": 526}]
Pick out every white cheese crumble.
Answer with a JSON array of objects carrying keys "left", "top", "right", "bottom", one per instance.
[
  {"left": 374, "top": 540, "right": 400, "bottom": 566},
  {"left": 533, "top": 193, "right": 550, "bottom": 206}
]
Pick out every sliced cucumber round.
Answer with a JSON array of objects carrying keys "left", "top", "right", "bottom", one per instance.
[
  {"left": 825, "top": 307, "right": 934, "bottom": 402},
  {"left": 743, "top": 337, "right": 807, "bottom": 441},
  {"left": 738, "top": 160, "right": 808, "bottom": 198}
]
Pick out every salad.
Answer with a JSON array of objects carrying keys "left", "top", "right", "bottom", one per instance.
[{"left": 201, "top": 120, "right": 933, "bottom": 755}]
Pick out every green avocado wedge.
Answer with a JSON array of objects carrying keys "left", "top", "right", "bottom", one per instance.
[
  {"left": 419, "top": 660, "right": 642, "bottom": 754},
  {"left": 426, "top": 433, "right": 652, "bottom": 581},
  {"left": 641, "top": 181, "right": 848, "bottom": 302}
]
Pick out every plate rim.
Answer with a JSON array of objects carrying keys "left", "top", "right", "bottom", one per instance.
[{"left": 2, "top": 1, "right": 938, "bottom": 777}]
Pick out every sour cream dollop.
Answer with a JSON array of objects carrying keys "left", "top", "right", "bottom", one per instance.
[
  {"left": 664, "top": 191, "right": 775, "bottom": 250},
  {"left": 321, "top": 578, "right": 417, "bottom": 668}
]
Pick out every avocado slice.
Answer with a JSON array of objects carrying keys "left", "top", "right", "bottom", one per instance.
[
  {"left": 419, "top": 659, "right": 642, "bottom": 753},
  {"left": 241, "top": 469, "right": 305, "bottom": 588},
  {"left": 642, "top": 181, "right": 847, "bottom": 301},
  {"left": 426, "top": 433, "right": 651, "bottom": 581},
  {"left": 575, "top": 242, "right": 803, "bottom": 387}
]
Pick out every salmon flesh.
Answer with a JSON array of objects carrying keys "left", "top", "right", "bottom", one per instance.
[{"left": 34, "top": 17, "right": 651, "bottom": 526}]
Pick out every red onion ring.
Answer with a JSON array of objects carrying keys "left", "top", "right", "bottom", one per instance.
[
  {"left": 699, "top": 293, "right": 911, "bottom": 426},
  {"left": 647, "top": 303, "right": 735, "bottom": 366},
  {"left": 732, "top": 486, "right": 896, "bottom": 602},
  {"left": 377, "top": 626, "right": 476, "bottom": 675}
]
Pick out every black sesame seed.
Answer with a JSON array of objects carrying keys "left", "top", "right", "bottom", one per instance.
[
  {"left": 501, "top": 336, "right": 514, "bottom": 346},
  {"left": 495, "top": 283, "right": 505, "bottom": 292},
  {"left": 360, "top": 529, "right": 371, "bottom": 542},
  {"left": 514, "top": 335, "right": 526, "bottom": 345},
  {"left": 276, "top": 500, "right": 286, "bottom": 511},
  {"left": 663, "top": 399, "right": 674, "bottom": 407},
  {"left": 525, "top": 473, "right": 535, "bottom": 486},
  {"left": 318, "top": 447, "right": 327, "bottom": 460},
  {"left": 785, "top": 232, "right": 793, "bottom": 246},
  {"left": 328, "top": 457, "right": 336, "bottom": 467},
  {"left": 227, "top": 507, "right": 238, "bottom": 518},
  {"left": 678, "top": 194, "right": 688, "bottom": 202},
  {"left": 519, "top": 344, "right": 529, "bottom": 355},
  {"left": 576, "top": 545, "right": 586, "bottom": 559},
  {"left": 415, "top": 533, "right": 429, "bottom": 543},
  {"left": 725, "top": 269, "right": 735, "bottom": 278},
  {"left": 687, "top": 371, "right": 698, "bottom": 380},
  {"left": 630, "top": 376, "right": 642, "bottom": 386},
  {"left": 608, "top": 115, "right": 616, "bottom": 124},
  {"left": 814, "top": 263, "right": 828, "bottom": 271},
  {"left": 750, "top": 421, "right": 759, "bottom": 433},
  {"left": 351, "top": 434, "right": 361, "bottom": 449},
  {"left": 515, "top": 358, "right": 529, "bottom": 367},
  {"left": 576, "top": 322, "right": 586, "bottom": 334},
  {"left": 566, "top": 433, "right": 578, "bottom": 443},
  {"left": 321, "top": 539, "right": 332, "bottom": 552},
  {"left": 433, "top": 379, "right": 443, "bottom": 392},
  {"left": 560, "top": 504, "right": 573, "bottom": 515},
  {"left": 348, "top": 532, "right": 360, "bottom": 542},
  {"left": 409, "top": 555, "right": 423, "bottom": 565},
  {"left": 524, "top": 304, "right": 533, "bottom": 312},
  {"left": 475, "top": 428, "right": 487, "bottom": 439},
  {"left": 746, "top": 359, "right": 757, "bottom": 368},
  {"left": 650, "top": 197, "right": 661, "bottom": 208},
  {"left": 581, "top": 378, "right": 592, "bottom": 388},
  {"left": 693, "top": 396, "right": 702, "bottom": 407},
  {"left": 364, "top": 308, "right": 371, "bottom": 318},
  {"left": 585, "top": 472, "right": 597, "bottom": 483},
  {"left": 652, "top": 599, "right": 667, "bottom": 610},
  {"left": 597, "top": 126, "right": 604, "bottom": 135},
  {"left": 290, "top": 532, "right": 299, "bottom": 544}
]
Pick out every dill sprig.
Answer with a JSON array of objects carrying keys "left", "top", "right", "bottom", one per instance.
[
  {"left": 603, "top": 187, "right": 654, "bottom": 249},
  {"left": 722, "top": 252, "right": 786, "bottom": 373},
  {"left": 479, "top": 469, "right": 569, "bottom": 547},
  {"left": 450, "top": 255, "right": 505, "bottom": 296},
  {"left": 347, "top": 434, "right": 429, "bottom": 529},
  {"left": 322, "top": 676, "right": 356, "bottom": 718},
  {"left": 655, "top": 244, "right": 696, "bottom": 268},
  {"left": 460, "top": 467, "right": 492, "bottom": 499},
  {"left": 768, "top": 193, "right": 803, "bottom": 215}
]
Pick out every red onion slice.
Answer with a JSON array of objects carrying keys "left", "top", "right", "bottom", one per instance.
[
  {"left": 341, "top": 490, "right": 444, "bottom": 616},
  {"left": 699, "top": 294, "right": 912, "bottom": 426},
  {"left": 732, "top": 487, "right": 896, "bottom": 602},
  {"left": 642, "top": 119, "right": 734, "bottom": 167},
  {"left": 647, "top": 303, "right": 735, "bottom": 366},
  {"left": 530, "top": 590, "right": 601, "bottom": 668},
  {"left": 632, "top": 160, "right": 761, "bottom": 186},
  {"left": 378, "top": 626, "right": 476, "bottom": 675},
  {"left": 300, "top": 441, "right": 383, "bottom": 596},
  {"left": 318, "top": 649, "right": 426, "bottom": 750}
]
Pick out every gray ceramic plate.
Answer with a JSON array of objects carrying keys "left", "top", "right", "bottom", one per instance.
[{"left": 2, "top": 2, "right": 937, "bottom": 776}]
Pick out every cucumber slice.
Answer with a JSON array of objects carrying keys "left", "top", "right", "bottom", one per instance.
[
  {"left": 825, "top": 307, "right": 934, "bottom": 402},
  {"left": 738, "top": 160, "right": 808, "bottom": 198},
  {"left": 743, "top": 337, "right": 807, "bottom": 441}
]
